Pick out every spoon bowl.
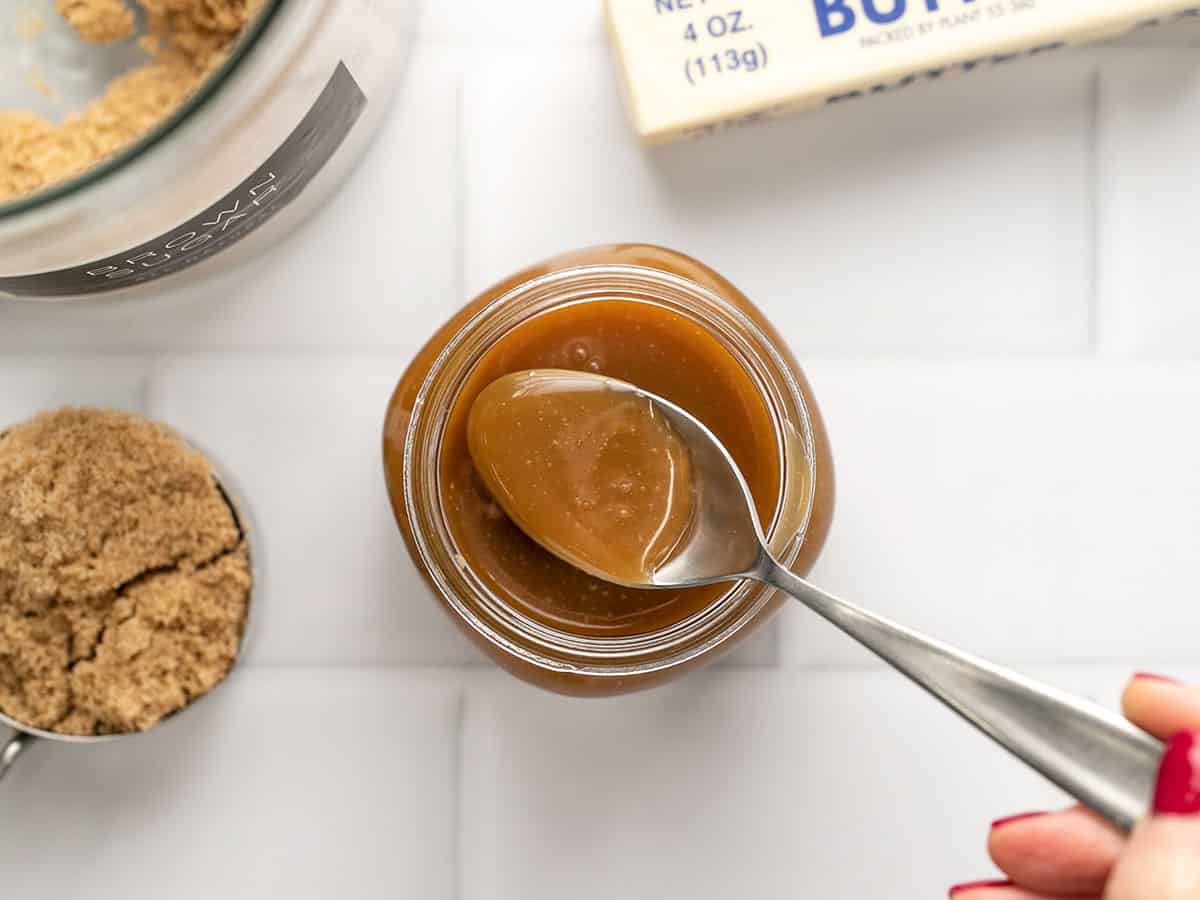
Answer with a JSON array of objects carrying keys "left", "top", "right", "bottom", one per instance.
[{"left": 628, "top": 381, "right": 771, "bottom": 589}]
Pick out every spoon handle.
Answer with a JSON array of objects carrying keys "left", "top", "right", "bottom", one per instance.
[{"left": 756, "top": 557, "right": 1162, "bottom": 831}]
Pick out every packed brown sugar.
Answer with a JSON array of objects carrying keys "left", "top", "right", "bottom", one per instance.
[
  {"left": 0, "top": 408, "right": 250, "bottom": 736},
  {"left": 0, "top": 0, "right": 260, "bottom": 203}
]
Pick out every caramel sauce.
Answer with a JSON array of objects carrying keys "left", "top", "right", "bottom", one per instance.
[
  {"left": 467, "top": 369, "right": 695, "bottom": 586},
  {"left": 439, "top": 299, "right": 779, "bottom": 635}
]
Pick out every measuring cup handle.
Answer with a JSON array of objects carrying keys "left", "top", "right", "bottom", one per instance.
[{"left": 0, "top": 731, "right": 34, "bottom": 784}]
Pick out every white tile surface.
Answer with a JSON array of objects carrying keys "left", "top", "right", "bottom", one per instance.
[
  {"left": 464, "top": 47, "right": 1095, "bottom": 355},
  {"left": 460, "top": 667, "right": 1077, "bottom": 900},
  {"left": 720, "top": 619, "right": 780, "bottom": 666},
  {"left": 149, "top": 354, "right": 484, "bottom": 665},
  {"left": 420, "top": 0, "right": 603, "bottom": 43},
  {"left": 1097, "top": 49, "right": 1200, "bottom": 357},
  {"left": 0, "top": 355, "right": 151, "bottom": 424},
  {"left": 785, "top": 361, "right": 1200, "bottom": 666},
  {"left": 5, "top": 8, "right": 1200, "bottom": 899},
  {"left": 463, "top": 662, "right": 1200, "bottom": 900},
  {"left": 0, "top": 668, "right": 461, "bottom": 900}
]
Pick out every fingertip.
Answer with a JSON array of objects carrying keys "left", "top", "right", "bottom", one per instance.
[
  {"left": 1123, "top": 672, "right": 1172, "bottom": 711},
  {"left": 1133, "top": 672, "right": 1180, "bottom": 685},
  {"left": 1123, "top": 673, "right": 1200, "bottom": 741},
  {"left": 990, "top": 811, "right": 1047, "bottom": 831},
  {"left": 948, "top": 879, "right": 1013, "bottom": 898},
  {"left": 986, "top": 805, "right": 1121, "bottom": 896},
  {"left": 986, "top": 811, "right": 1047, "bottom": 868}
]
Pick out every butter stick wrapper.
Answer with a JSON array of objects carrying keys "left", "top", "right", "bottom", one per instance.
[{"left": 605, "top": 0, "right": 1199, "bottom": 144}]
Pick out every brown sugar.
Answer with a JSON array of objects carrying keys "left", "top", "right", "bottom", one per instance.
[
  {"left": 1, "top": 0, "right": 257, "bottom": 203},
  {"left": 56, "top": 0, "right": 136, "bottom": 43},
  {"left": 0, "top": 408, "right": 251, "bottom": 736}
]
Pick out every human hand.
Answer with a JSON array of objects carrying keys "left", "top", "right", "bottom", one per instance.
[{"left": 951, "top": 673, "right": 1200, "bottom": 900}]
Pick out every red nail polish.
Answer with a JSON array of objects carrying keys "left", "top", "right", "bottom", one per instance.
[
  {"left": 1134, "top": 672, "right": 1179, "bottom": 684},
  {"left": 991, "top": 811, "right": 1046, "bottom": 830},
  {"left": 1154, "top": 732, "right": 1200, "bottom": 815},
  {"left": 948, "top": 880, "right": 1013, "bottom": 897}
]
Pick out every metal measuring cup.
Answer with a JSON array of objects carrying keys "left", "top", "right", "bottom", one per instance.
[{"left": 0, "top": 428, "right": 259, "bottom": 784}]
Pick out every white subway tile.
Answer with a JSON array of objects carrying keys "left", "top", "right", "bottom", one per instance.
[
  {"left": 0, "top": 44, "right": 460, "bottom": 352},
  {"left": 783, "top": 360, "right": 1200, "bottom": 666},
  {"left": 721, "top": 619, "right": 779, "bottom": 666},
  {"left": 461, "top": 666, "right": 1093, "bottom": 900},
  {"left": 0, "top": 668, "right": 461, "bottom": 900},
  {"left": 461, "top": 662, "right": 1200, "bottom": 899},
  {"left": 1097, "top": 49, "right": 1200, "bottom": 356},
  {"left": 0, "top": 355, "right": 150, "bottom": 426},
  {"left": 420, "top": 1, "right": 604, "bottom": 44},
  {"left": 463, "top": 47, "right": 1094, "bottom": 355},
  {"left": 150, "top": 355, "right": 484, "bottom": 666}
]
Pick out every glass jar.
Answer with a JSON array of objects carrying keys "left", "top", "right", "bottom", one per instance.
[
  {"left": 383, "top": 245, "right": 835, "bottom": 696},
  {"left": 0, "top": 0, "right": 419, "bottom": 303}
]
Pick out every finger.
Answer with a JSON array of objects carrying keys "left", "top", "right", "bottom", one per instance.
[
  {"left": 1105, "top": 731, "right": 1200, "bottom": 900},
  {"left": 988, "top": 806, "right": 1123, "bottom": 896},
  {"left": 948, "top": 879, "right": 1092, "bottom": 900},
  {"left": 1121, "top": 674, "right": 1200, "bottom": 741}
]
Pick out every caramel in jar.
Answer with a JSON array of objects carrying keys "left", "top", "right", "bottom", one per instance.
[{"left": 383, "top": 245, "right": 834, "bottom": 695}]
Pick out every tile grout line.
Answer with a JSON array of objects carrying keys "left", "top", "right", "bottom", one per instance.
[
  {"left": 228, "top": 656, "right": 1195, "bottom": 673},
  {"left": 13, "top": 347, "right": 1200, "bottom": 364}
]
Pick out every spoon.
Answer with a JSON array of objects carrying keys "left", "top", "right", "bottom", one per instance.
[{"left": 469, "top": 369, "right": 1163, "bottom": 831}]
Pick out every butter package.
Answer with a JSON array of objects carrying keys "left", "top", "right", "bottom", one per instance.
[{"left": 605, "top": 0, "right": 1199, "bottom": 144}]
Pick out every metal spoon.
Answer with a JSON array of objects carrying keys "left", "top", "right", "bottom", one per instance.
[{"left": 478, "top": 370, "right": 1163, "bottom": 831}]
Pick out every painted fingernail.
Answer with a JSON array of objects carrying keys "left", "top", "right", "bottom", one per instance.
[
  {"left": 1134, "top": 672, "right": 1179, "bottom": 684},
  {"left": 1154, "top": 731, "right": 1200, "bottom": 815},
  {"left": 990, "top": 811, "right": 1046, "bottom": 830},
  {"left": 948, "top": 879, "right": 1014, "bottom": 897}
]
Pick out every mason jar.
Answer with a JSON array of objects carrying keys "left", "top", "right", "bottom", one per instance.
[{"left": 383, "top": 244, "right": 836, "bottom": 696}]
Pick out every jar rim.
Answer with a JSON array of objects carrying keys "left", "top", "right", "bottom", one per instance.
[
  {"left": 0, "top": 0, "right": 286, "bottom": 221},
  {"left": 403, "top": 264, "right": 817, "bottom": 678}
]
